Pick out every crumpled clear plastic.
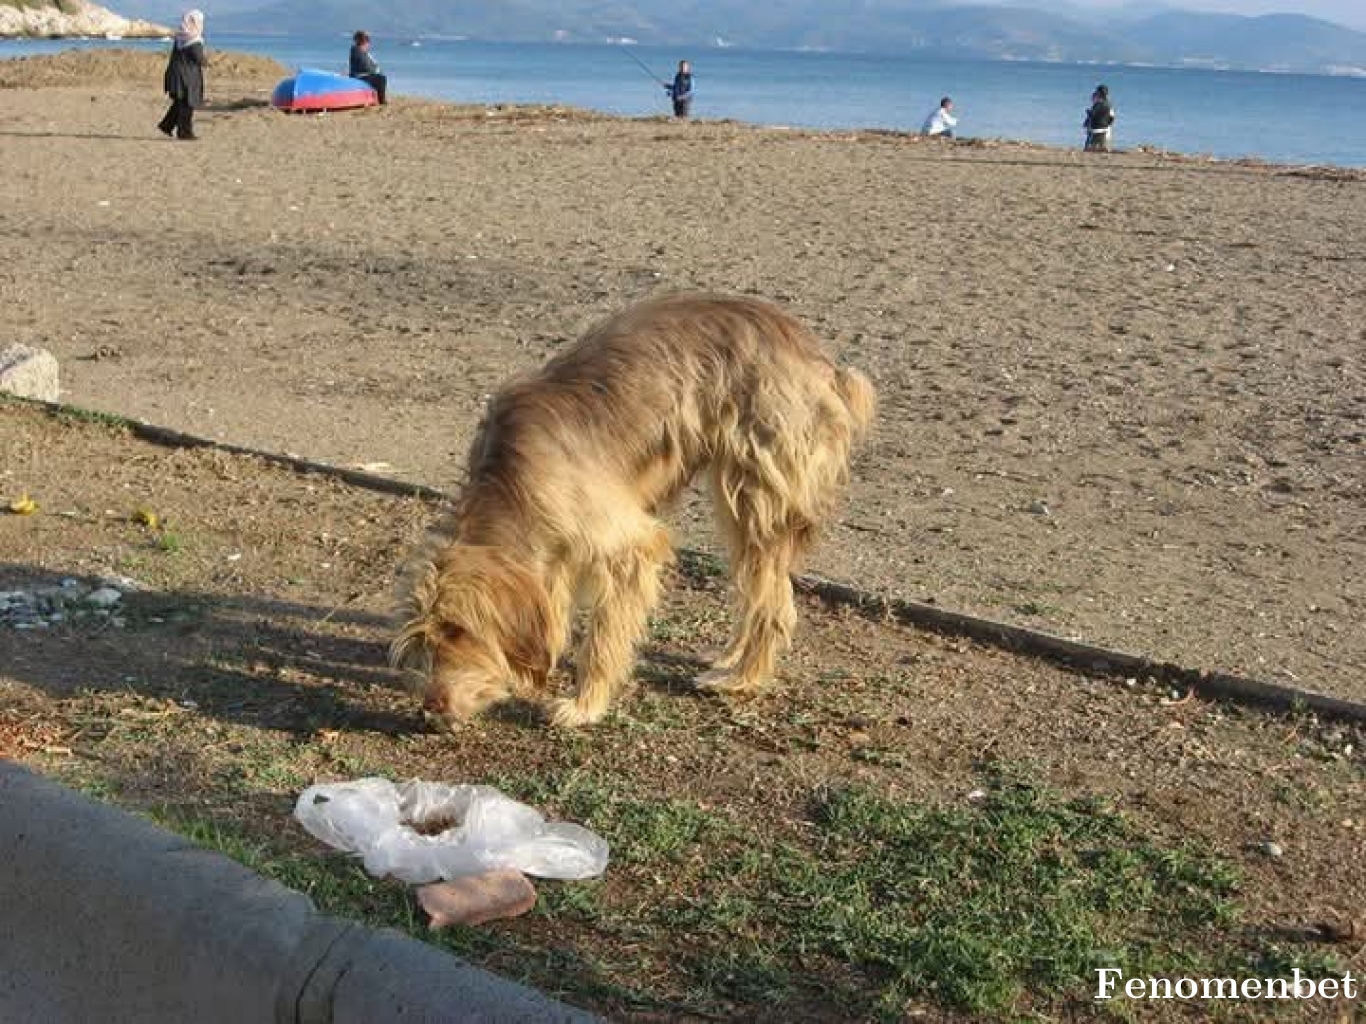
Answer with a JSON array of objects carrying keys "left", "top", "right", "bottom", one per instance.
[{"left": 293, "top": 778, "right": 609, "bottom": 884}]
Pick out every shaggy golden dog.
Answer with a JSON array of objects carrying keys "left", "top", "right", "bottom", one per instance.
[{"left": 392, "top": 293, "right": 875, "bottom": 728}]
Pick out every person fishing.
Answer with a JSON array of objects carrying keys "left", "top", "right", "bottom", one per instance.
[
  {"left": 665, "top": 60, "right": 693, "bottom": 119},
  {"left": 1083, "top": 84, "right": 1115, "bottom": 152}
]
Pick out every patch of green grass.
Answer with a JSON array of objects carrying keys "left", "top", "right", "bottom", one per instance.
[
  {"left": 493, "top": 770, "right": 729, "bottom": 865},
  {"left": 155, "top": 531, "right": 184, "bottom": 554},
  {"left": 114, "top": 553, "right": 150, "bottom": 576},
  {"left": 1244, "top": 943, "right": 1344, "bottom": 980},
  {"left": 850, "top": 745, "right": 910, "bottom": 767},
  {"left": 485, "top": 768, "right": 1244, "bottom": 1015},
  {"left": 1269, "top": 780, "right": 1332, "bottom": 814},
  {"left": 48, "top": 403, "right": 133, "bottom": 430},
  {"left": 677, "top": 549, "right": 727, "bottom": 582},
  {"left": 647, "top": 615, "right": 692, "bottom": 643},
  {"left": 769, "top": 772, "right": 1240, "bottom": 1015},
  {"left": 135, "top": 765, "right": 1330, "bottom": 1022}
]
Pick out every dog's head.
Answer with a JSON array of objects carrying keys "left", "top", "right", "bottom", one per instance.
[{"left": 391, "top": 545, "right": 553, "bottom": 730}]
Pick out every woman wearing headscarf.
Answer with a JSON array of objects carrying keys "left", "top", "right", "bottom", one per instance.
[{"left": 158, "top": 10, "right": 207, "bottom": 140}]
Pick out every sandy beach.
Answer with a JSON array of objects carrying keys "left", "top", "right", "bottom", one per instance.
[{"left": 2, "top": 49, "right": 1364, "bottom": 699}]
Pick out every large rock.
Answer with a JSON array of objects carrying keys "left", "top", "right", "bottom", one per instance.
[
  {"left": 0, "top": 1, "right": 168, "bottom": 39},
  {"left": 0, "top": 345, "right": 59, "bottom": 403}
]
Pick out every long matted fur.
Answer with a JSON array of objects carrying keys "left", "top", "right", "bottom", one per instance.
[{"left": 392, "top": 293, "right": 875, "bottom": 728}]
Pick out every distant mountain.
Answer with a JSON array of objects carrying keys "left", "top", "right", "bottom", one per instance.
[
  {"left": 1125, "top": 11, "right": 1366, "bottom": 68},
  {"left": 195, "top": 0, "right": 1366, "bottom": 73}
]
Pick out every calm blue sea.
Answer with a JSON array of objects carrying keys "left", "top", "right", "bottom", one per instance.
[{"left": 5, "top": 34, "right": 1366, "bottom": 166}]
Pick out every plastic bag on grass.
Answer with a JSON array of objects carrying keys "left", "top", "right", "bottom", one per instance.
[{"left": 294, "top": 778, "right": 609, "bottom": 884}]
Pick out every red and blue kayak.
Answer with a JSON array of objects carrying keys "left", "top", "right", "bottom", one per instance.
[{"left": 271, "top": 69, "right": 378, "bottom": 112}]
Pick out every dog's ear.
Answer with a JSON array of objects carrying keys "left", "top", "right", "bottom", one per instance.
[
  {"left": 390, "top": 560, "right": 445, "bottom": 672},
  {"left": 488, "top": 563, "right": 553, "bottom": 690},
  {"left": 413, "top": 546, "right": 554, "bottom": 691},
  {"left": 389, "top": 618, "right": 428, "bottom": 671}
]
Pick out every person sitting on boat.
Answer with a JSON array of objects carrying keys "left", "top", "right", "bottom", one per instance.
[
  {"left": 665, "top": 60, "right": 693, "bottom": 119},
  {"left": 921, "top": 96, "right": 958, "bottom": 138},
  {"left": 349, "top": 30, "right": 388, "bottom": 105}
]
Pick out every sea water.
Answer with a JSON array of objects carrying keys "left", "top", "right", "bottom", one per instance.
[{"left": 5, "top": 34, "right": 1365, "bottom": 167}]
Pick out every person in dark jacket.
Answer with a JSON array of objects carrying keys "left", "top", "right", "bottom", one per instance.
[
  {"left": 157, "top": 9, "right": 206, "bottom": 140},
  {"left": 665, "top": 60, "right": 693, "bottom": 118},
  {"left": 1083, "top": 84, "right": 1115, "bottom": 152},
  {"left": 349, "top": 31, "right": 387, "bottom": 105}
]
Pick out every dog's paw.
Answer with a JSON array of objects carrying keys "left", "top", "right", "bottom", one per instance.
[
  {"left": 694, "top": 669, "right": 766, "bottom": 696},
  {"left": 423, "top": 708, "right": 462, "bottom": 734},
  {"left": 547, "top": 698, "right": 607, "bottom": 729}
]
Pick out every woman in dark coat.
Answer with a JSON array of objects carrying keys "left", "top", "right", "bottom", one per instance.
[
  {"left": 158, "top": 10, "right": 207, "bottom": 140},
  {"left": 348, "top": 31, "right": 387, "bottom": 105},
  {"left": 1083, "top": 84, "right": 1115, "bottom": 152}
]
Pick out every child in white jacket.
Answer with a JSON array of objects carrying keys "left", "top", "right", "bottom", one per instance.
[{"left": 922, "top": 96, "right": 958, "bottom": 138}]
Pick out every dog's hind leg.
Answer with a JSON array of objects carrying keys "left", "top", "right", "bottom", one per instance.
[
  {"left": 697, "top": 525, "right": 805, "bottom": 695},
  {"left": 549, "top": 526, "right": 671, "bottom": 728},
  {"left": 700, "top": 468, "right": 813, "bottom": 695}
]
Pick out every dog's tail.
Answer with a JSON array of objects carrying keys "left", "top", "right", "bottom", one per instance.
[{"left": 834, "top": 366, "right": 877, "bottom": 440}]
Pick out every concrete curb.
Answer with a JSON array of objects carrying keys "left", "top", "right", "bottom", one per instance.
[
  {"left": 0, "top": 761, "right": 597, "bottom": 1024},
  {"left": 788, "top": 575, "right": 1366, "bottom": 725},
  {"left": 8, "top": 394, "right": 1364, "bottom": 725}
]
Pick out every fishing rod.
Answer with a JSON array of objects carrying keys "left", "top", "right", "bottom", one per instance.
[{"left": 618, "top": 45, "right": 667, "bottom": 86}]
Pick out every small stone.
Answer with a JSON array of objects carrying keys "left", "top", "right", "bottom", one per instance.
[
  {"left": 1027, "top": 499, "right": 1051, "bottom": 516},
  {"left": 1260, "top": 840, "right": 1284, "bottom": 859},
  {"left": 966, "top": 789, "right": 988, "bottom": 802},
  {"left": 84, "top": 587, "right": 123, "bottom": 608},
  {"left": 0, "top": 344, "right": 60, "bottom": 402}
]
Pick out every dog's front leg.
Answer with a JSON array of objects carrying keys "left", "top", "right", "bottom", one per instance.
[{"left": 549, "top": 540, "right": 666, "bottom": 728}]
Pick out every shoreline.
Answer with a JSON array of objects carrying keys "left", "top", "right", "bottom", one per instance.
[{"left": 3, "top": 41, "right": 1365, "bottom": 169}]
